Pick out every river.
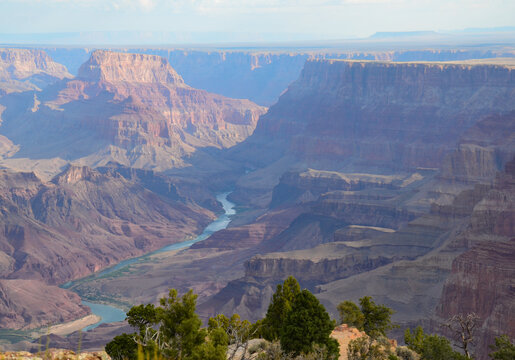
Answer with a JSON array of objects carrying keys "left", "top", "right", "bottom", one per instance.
[{"left": 69, "top": 192, "right": 236, "bottom": 331}]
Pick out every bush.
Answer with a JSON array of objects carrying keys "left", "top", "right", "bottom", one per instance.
[
  {"left": 489, "top": 335, "right": 515, "bottom": 360},
  {"left": 105, "top": 333, "right": 138, "bottom": 360},
  {"left": 338, "top": 297, "right": 396, "bottom": 339},
  {"left": 404, "top": 326, "right": 467, "bottom": 360},
  {"left": 104, "top": 289, "right": 227, "bottom": 360}
]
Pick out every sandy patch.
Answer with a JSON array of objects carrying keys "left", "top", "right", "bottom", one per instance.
[{"left": 48, "top": 315, "right": 101, "bottom": 336}]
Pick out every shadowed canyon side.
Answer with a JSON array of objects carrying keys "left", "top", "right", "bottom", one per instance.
[
  {"left": 235, "top": 59, "right": 515, "bottom": 169},
  {"left": 0, "top": 50, "right": 266, "bottom": 174},
  {"left": 228, "top": 59, "right": 515, "bottom": 205}
]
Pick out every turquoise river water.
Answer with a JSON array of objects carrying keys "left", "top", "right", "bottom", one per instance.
[{"left": 64, "top": 192, "right": 236, "bottom": 332}]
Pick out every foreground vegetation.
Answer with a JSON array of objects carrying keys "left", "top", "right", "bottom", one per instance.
[{"left": 104, "top": 276, "right": 514, "bottom": 360}]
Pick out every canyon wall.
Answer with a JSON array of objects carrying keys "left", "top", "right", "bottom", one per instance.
[
  {"left": 437, "top": 158, "right": 515, "bottom": 359},
  {"left": 42, "top": 47, "right": 515, "bottom": 106},
  {"left": 240, "top": 59, "right": 514, "bottom": 171},
  {"left": 0, "top": 164, "right": 215, "bottom": 329}
]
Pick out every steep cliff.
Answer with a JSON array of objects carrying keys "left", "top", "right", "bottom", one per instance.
[
  {"left": 0, "top": 50, "right": 266, "bottom": 172},
  {"left": 437, "top": 158, "right": 515, "bottom": 359},
  {"left": 441, "top": 111, "right": 515, "bottom": 182},
  {"left": 236, "top": 60, "right": 514, "bottom": 170}
]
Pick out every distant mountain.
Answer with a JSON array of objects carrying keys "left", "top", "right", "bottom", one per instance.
[
  {"left": 0, "top": 48, "right": 71, "bottom": 95},
  {"left": 369, "top": 31, "right": 441, "bottom": 39}
]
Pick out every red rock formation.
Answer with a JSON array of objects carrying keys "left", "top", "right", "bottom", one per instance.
[{"left": 0, "top": 50, "right": 266, "bottom": 170}]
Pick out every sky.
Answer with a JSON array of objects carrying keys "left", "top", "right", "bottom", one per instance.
[{"left": 0, "top": 0, "right": 514, "bottom": 42}]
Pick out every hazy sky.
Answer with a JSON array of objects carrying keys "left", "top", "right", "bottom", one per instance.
[{"left": 1, "top": 0, "right": 514, "bottom": 40}]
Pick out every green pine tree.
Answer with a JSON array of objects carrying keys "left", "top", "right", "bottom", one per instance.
[
  {"left": 262, "top": 276, "right": 301, "bottom": 341},
  {"left": 280, "top": 289, "right": 339, "bottom": 359}
]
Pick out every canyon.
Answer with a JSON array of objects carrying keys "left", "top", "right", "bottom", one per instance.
[{"left": 0, "top": 46, "right": 513, "bottom": 358}]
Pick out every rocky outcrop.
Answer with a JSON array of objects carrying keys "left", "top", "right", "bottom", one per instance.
[
  {"left": 270, "top": 169, "right": 420, "bottom": 208},
  {"left": 0, "top": 50, "right": 266, "bottom": 171},
  {"left": 0, "top": 350, "right": 109, "bottom": 360},
  {"left": 78, "top": 50, "right": 184, "bottom": 85},
  {"left": 0, "top": 48, "right": 71, "bottom": 94},
  {"left": 245, "top": 244, "right": 403, "bottom": 285}
]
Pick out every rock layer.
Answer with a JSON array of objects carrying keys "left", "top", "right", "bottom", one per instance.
[
  {"left": 237, "top": 60, "right": 515, "bottom": 171},
  {"left": 0, "top": 50, "right": 266, "bottom": 171},
  {"left": 45, "top": 47, "right": 515, "bottom": 106},
  {"left": 437, "top": 158, "right": 515, "bottom": 359}
]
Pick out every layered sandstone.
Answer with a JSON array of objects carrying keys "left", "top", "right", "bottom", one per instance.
[
  {"left": 78, "top": 50, "right": 184, "bottom": 85},
  {"left": 0, "top": 50, "right": 266, "bottom": 171},
  {"left": 441, "top": 111, "right": 515, "bottom": 182}
]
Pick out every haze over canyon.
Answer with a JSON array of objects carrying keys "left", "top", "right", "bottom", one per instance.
[{"left": 0, "top": 33, "right": 513, "bottom": 359}]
